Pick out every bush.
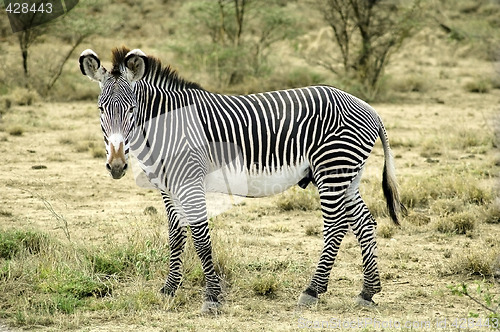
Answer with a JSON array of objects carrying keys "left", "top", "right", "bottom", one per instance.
[
  {"left": 252, "top": 274, "right": 279, "bottom": 297},
  {"left": 3, "top": 88, "right": 39, "bottom": 107},
  {"left": 305, "top": 224, "right": 321, "bottom": 237},
  {"left": 91, "top": 147, "right": 106, "bottom": 159},
  {"left": 391, "top": 74, "right": 430, "bottom": 93},
  {"left": 448, "top": 248, "right": 500, "bottom": 277},
  {"left": 276, "top": 186, "right": 320, "bottom": 211},
  {"left": 401, "top": 174, "right": 492, "bottom": 209},
  {"left": 377, "top": 223, "right": 396, "bottom": 238},
  {"left": 8, "top": 126, "right": 24, "bottom": 136},
  {"left": 464, "top": 78, "right": 491, "bottom": 93},
  {"left": 0, "top": 230, "right": 49, "bottom": 259},
  {"left": 405, "top": 211, "right": 431, "bottom": 226},
  {"left": 482, "top": 199, "right": 500, "bottom": 224},
  {"left": 435, "top": 212, "right": 475, "bottom": 235}
]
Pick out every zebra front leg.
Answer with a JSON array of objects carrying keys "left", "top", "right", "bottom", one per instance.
[
  {"left": 159, "top": 192, "right": 187, "bottom": 296},
  {"left": 298, "top": 191, "right": 348, "bottom": 306},
  {"left": 190, "top": 221, "right": 222, "bottom": 313},
  {"left": 160, "top": 217, "right": 187, "bottom": 296},
  {"left": 346, "top": 190, "right": 381, "bottom": 306}
]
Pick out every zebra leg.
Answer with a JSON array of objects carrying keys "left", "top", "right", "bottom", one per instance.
[
  {"left": 298, "top": 190, "right": 349, "bottom": 305},
  {"left": 190, "top": 221, "right": 222, "bottom": 313},
  {"left": 345, "top": 178, "right": 381, "bottom": 306},
  {"left": 159, "top": 192, "right": 187, "bottom": 296}
]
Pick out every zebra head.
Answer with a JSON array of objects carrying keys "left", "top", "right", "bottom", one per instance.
[{"left": 79, "top": 48, "right": 148, "bottom": 179}]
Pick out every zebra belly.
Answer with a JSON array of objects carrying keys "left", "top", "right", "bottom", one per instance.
[{"left": 204, "top": 160, "right": 310, "bottom": 198}]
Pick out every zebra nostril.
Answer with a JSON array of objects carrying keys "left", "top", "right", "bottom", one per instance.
[
  {"left": 106, "top": 163, "right": 112, "bottom": 172},
  {"left": 123, "top": 163, "right": 128, "bottom": 171}
]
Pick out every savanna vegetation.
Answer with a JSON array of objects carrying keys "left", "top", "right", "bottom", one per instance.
[{"left": 0, "top": 0, "right": 499, "bottom": 331}]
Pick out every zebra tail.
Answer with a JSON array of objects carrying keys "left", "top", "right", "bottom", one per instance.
[{"left": 378, "top": 120, "right": 407, "bottom": 226}]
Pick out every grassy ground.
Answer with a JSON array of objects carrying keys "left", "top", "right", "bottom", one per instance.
[
  {"left": 0, "top": 1, "right": 500, "bottom": 331},
  {"left": 0, "top": 70, "right": 499, "bottom": 331}
]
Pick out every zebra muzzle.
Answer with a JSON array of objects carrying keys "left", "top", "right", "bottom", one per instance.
[{"left": 106, "top": 141, "right": 127, "bottom": 179}]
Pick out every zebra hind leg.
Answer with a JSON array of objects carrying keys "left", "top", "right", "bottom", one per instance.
[
  {"left": 345, "top": 188, "right": 381, "bottom": 306},
  {"left": 298, "top": 190, "right": 349, "bottom": 306}
]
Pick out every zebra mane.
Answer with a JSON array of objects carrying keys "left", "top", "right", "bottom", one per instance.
[{"left": 110, "top": 46, "right": 203, "bottom": 91}]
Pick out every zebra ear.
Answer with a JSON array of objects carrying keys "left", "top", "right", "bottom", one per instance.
[
  {"left": 124, "top": 49, "right": 148, "bottom": 83},
  {"left": 79, "top": 49, "right": 107, "bottom": 82}
]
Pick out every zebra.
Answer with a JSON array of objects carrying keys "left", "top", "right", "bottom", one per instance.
[{"left": 79, "top": 47, "right": 405, "bottom": 313}]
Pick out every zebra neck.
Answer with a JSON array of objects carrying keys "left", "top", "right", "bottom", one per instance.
[{"left": 134, "top": 86, "right": 205, "bottom": 129}]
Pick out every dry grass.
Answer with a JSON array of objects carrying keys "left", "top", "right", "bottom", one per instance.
[
  {"left": 447, "top": 247, "right": 500, "bottom": 277},
  {"left": 464, "top": 77, "right": 492, "bottom": 93},
  {"left": 7, "top": 126, "right": 24, "bottom": 136},
  {"left": 0, "top": 2, "right": 499, "bottom": 330},
  {"left": 434, "top": 212, "right": 476, "bottom": 235},
  {"left": 275, "top": 186, "right": 320, "bottom": 212},
  {"left": 377, "top": 223, "right": 396, "bottom": 239}
]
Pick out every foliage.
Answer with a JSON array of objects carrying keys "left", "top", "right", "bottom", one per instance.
[
  {"left": 310, "top": 0, "right": 423, "bottom": 100},
  {"left": 171, "top": 0, "right": 299, "bottom": 90},
  {"left": 252, "top": 274, "right": 279, "bottom": 297},
  {"left": 2, "top": 1, "right": 115, "bottom": 97},
  {"left": 0, "top": 230, "right": 49, "bottom": 259},
  {"left": 449, "top": 282, "right": 499, "bottom": 320}
]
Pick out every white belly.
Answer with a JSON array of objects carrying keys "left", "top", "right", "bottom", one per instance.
[{"left": 204, "top": 159, "right": 310, "bottom": 198}]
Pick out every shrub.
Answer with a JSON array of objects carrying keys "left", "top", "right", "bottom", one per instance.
[
  {"left": 435, "top": 212, "right": 475, "bottom": 235},
  {"left": 91, "top": 148, "right": 106, "bottom": 159},
  {"left": 448, "top": 248, "right": 500, "bottom": 277},
  {"left": 405, "top": 211, "right": 431, "bottom": 226},
  {"left": 482, "top": 199, "right": 500, "bottom": 224},
  {"left": 464, "top": 78, "right": 491, "bottom": 93},
  {"left": 276, "top": 186, "right": 320, "bottom": 211},
  {"left": 377, "top": 223, "right": 395, "bottom": 239},
  {"left": 305, "top": 224, "right": 321, "bottom": 237},
  {"left": 252, "top": 274, "right": 279, "bottom": 297},
  {"left": 431, "top": 199, "right": 464, "bottom": 217},
  {"left": 5, "top": 88, "right": 39, "bottom": 106},
  {"left": 143, "top": 206, "right": 158, "bottom": 215},
  {"left": 8, "top": 126, "right": 24, "bottom": 136},
  {"left": 0, "top": 230, "right": 49, "bottom": 259},
  {"left": 391, "top": 74, "right": 430, "bottom": 93}
]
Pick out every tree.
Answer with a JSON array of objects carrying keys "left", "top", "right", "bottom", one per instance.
[
  {"left": 173, "top": 0, "right": 298, "bottom": 89},
  {"left": 4, "top": 1, "right": 109, "bottom": 95},
  {"left": 312, "top": 0, "right": 422, "bottom": 99}
]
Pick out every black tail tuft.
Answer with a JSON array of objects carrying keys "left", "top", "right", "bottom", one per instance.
[{"left": 382, "top": 161, "right": 407, "bottom": 226}]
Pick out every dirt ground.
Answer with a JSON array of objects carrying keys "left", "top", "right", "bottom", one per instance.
[
  {"left": 0, "top": 88, "right": 499, "bottom": 331},
  {"left": 1, "top": 26, "right": 500, "bottom": 330}
]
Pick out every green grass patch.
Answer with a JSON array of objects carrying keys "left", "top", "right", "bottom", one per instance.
[
  {"left": 0, "top": 230, "right": 49, "bottom": 259},
  {"left": 251, "top": 274, "right": 279, "bottom": 297}
]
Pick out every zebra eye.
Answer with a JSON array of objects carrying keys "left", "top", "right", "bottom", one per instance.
[
  {"left": 128, "top": 106, "right": 135, "bottom": 114},
  {"left": 98, "top": 106, "right": 104, "bottom": 115}
]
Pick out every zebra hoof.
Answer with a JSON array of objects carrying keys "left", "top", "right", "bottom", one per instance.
[
  {"left": 201, "top": 301, "right": 221, "bottom": 314},
  {"left": 297, "top": 292, "right": 319, "bottom": 306},
  {"left": 159, "top": 286, "right": 175, "bottom": 297},
  {"left": 355, "top": 295, "right": 377, "bottom": 307}
]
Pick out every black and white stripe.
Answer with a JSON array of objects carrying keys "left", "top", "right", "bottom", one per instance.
[{"left": 80, "top": 47, "right": 405, "bottom": 310}]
